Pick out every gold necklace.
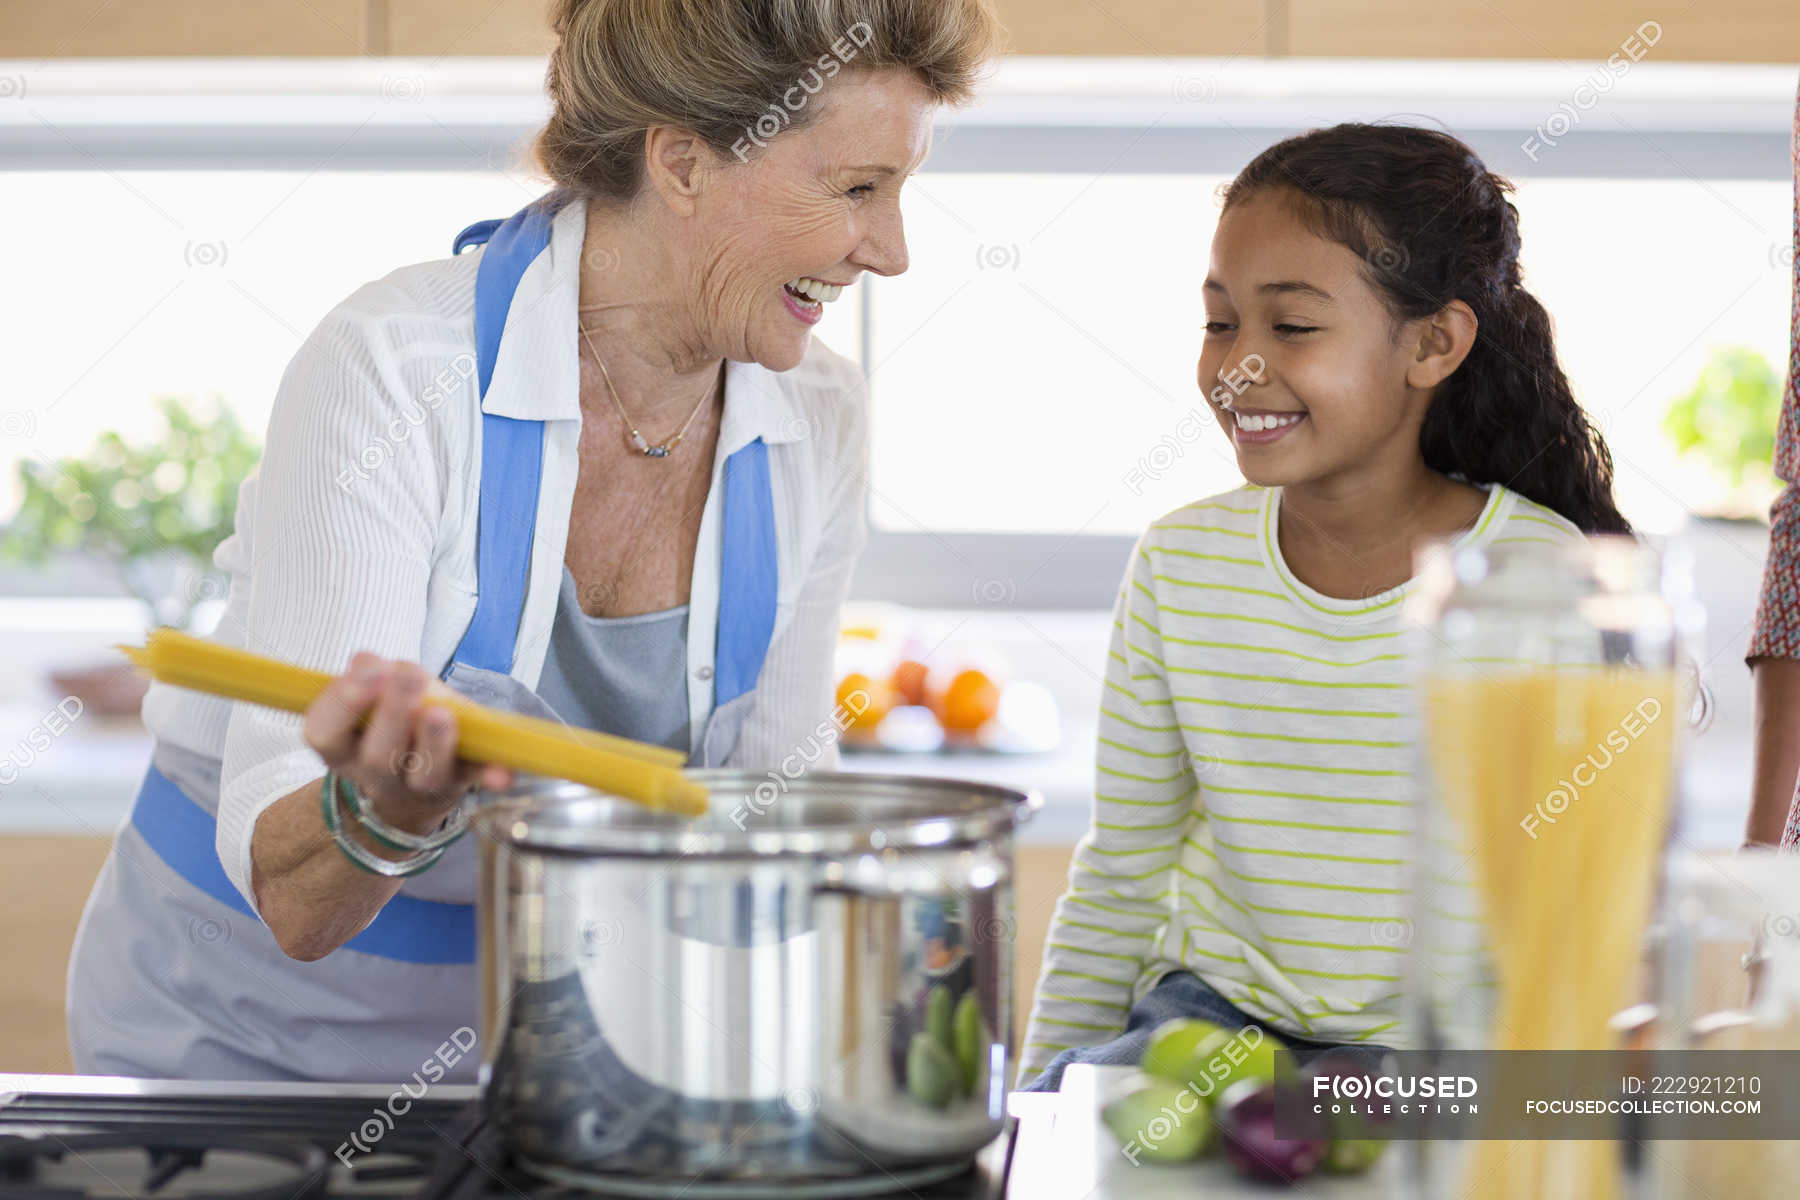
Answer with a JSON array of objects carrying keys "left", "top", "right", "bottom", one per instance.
[{"left": 577, "top": 323, "right": 714, "bottom": 458}]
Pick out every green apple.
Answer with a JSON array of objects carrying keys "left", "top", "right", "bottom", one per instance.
[
  {"left": 952, "top": 991, "right": 985, "bottom": 1095},
  {"left": 1139, "top": 1018, "right": 1227, "bottom": 1082},
  {"left": 1102, "top": 1079, "right": 1215, "bottom": 1163},
  {"left": 1144, "top": 1024, "right": 1295, "bottom": 1102},
  {"left": 925, "top": 985, "right": 954, "bottom": 1054},
  {"left": 1207, "top": 1032, "right": 1295, "bottom": 1099},
  {"left": 906, "top": 1032, "right": 958, "bottom": 1109},
  {"left": 1324, "top": 1136, "right": 1389, "bottom": 1174}
]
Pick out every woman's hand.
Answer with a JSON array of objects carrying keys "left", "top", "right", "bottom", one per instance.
[
  {"left": 303, "top": 652, "right": 514, "bottom": 836},
  {"left": 253, "top": 652, "right": 518, "bottom": 961}
]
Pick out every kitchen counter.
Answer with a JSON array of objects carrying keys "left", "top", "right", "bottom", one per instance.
[
  {"left": 0, "top": 702, "right": 150, "bottom": 836},
  {"left": 0, "top": 600, "right": 1102, "bottom": 842},
  {"left": 1007, "top": 1065, "right": 1395, "bottom": 1199},
  {"left": 0, "top": 697, "right": 1098, "bottom": 843},
  {"left": 0, "top": 684, "right": 1755, "bottom": 848}
]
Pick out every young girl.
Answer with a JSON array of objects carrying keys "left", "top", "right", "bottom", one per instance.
[{"left": 1021, "top": 123, "right": 1631, "bottom": 1091}]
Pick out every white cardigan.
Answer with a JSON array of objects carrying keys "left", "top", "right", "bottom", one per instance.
[{"left": 141, "top": 197, "right": 870, "bottom": 910}]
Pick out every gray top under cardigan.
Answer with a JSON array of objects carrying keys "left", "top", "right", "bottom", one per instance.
[{"left": 533, "top": 564, "right": 692, "bottom": 758}]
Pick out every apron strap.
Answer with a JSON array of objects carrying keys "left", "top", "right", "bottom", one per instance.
[
  {"left": 714, "top": 437, "right": 779, "bottom": 708},
  {"left": 130, "top": 765, "right": 476, "bottom": 964},
  {"left": 451, "top": 217, "right": 504, "bottom": 257},
  {"left": 449, "top": 197, "right": 782, "bottom": 712},
  {"left": 445, "top": 198, "right": 558, "bottom": 676}
]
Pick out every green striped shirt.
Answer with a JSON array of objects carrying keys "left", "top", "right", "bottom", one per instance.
[{"left": 1021, "top": 483, "right": 1585, "bottom": 1075}]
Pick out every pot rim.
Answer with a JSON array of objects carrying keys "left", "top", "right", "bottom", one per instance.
[{"left": 470, "top": 768, "right": 1043, "bottom": 857}]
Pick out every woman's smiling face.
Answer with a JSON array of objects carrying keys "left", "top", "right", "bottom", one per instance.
[
  {"left": 1198, "top": 190, "right": 1434, "bottom": 490},
  {"left": 682, "top": 67, "right": 934, "bottom": 372}
]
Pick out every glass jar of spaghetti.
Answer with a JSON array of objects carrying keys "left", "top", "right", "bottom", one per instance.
[{"left": 1401, "top": 538, "right": 1703, "bottom": 1200}]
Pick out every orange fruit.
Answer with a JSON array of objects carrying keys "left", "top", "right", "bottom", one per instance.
[
  {"left": 836, "top": 672, "right": 891, "bottom": 733},
  {"left": 936, "top": 669, "right": 1000, "bottom": 733},
  {"left": 890, "top": 659, "right": 930, "bottom": 708}
]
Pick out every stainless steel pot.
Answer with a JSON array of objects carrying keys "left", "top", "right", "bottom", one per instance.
[{"left": 471, "top": 769, "right": 1040, "bottom": 1198}]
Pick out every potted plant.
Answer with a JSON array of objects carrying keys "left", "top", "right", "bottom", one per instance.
[
  {"left": 1661, "top": 344, "right": 1784, "bottom": 522},
  {"left": 0, "top": 394, "right": 259, "bottom": 716}
]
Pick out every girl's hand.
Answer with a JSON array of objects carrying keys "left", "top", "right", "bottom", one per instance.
[{"left": 303, "top": 651, "right": 515, "bottom": 835}]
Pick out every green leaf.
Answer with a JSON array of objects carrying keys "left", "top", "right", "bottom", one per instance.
[{"left": 1661, "top": 345, "right": 1783, "bottom": 502}]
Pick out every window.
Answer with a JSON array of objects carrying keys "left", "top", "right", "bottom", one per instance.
[
  {"left": 4, "top": 170, "right": 863, "bottom": 503},
  {"left": 862, "top": 172, "right": 1795, "bottom": 540},
  {"left": 5, "top": 57, "right": 1794, "bottom": 611}
]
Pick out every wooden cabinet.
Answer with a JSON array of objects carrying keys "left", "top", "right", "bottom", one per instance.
[
  {"left": 991, "top": 0, "right": 1274, "bottom": 57},
  {"left": 1285, "top": 0, "right": 1798, "bottom": 62},
  {"left": 383, "top": 0, "right": 555, "bottom": 57},
  {"left": 3, "top": 0, "right": 367, "bottom": 57},
  {"left": 0, "top": 836, "right": 112, "bottom": 1073},
  {"left": 2, "top": 0, "right": 1794, "bottom": 63}
]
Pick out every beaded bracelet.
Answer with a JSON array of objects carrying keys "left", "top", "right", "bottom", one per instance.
[{"left": 320, "top": 774, "right": 445, "bottom": 878}]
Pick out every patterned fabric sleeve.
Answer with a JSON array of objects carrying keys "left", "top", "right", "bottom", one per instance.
[
  {"left": 1750, "top": 78, "right": 1800, "bottom": 664},
  {"left": 1768, "top": 77, "right": 1800, "bottom": 850}
]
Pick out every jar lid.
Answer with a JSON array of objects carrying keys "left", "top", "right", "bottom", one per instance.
[{"left": 469, "top": 769, "right": 1042, "bottom": 857}]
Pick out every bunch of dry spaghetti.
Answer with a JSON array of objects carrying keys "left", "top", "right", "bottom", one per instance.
[
  {"left": 1425, "top": 667, "right": 1676, "bottom": 1200},
  {"left": 118, "top": 628, "right": 707, "bottom": 816}
]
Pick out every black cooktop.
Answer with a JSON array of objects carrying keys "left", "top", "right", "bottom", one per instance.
[{"left": 0, "top": 1086, "right": 1011, "bottom": 1200}]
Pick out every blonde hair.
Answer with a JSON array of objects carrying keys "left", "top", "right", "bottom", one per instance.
[{"left": 534, "top": 0, "right": 1003, "bottom": 201}]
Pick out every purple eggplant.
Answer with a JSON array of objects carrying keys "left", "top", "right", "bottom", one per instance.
[{"left": 1215, "top": 1080, "right": 1326, "bottom": 1184}]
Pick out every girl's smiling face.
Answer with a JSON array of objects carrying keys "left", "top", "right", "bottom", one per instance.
[{"left": 1198, "top": 190, "right": 1443, "bottom": 491}]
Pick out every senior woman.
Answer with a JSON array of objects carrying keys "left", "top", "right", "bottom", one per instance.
[{"left": 67, "top": 0, "right": 1000, "bottom": 1081}]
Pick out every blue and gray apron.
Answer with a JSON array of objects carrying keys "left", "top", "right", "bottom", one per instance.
[{"left": 67, "top": 194, "right": 778, "bottom": 1082}]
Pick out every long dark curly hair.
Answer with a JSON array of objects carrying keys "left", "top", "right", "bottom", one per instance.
[{"left": 1220, "top": 123, "right": 1630, "bottom": 534}]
